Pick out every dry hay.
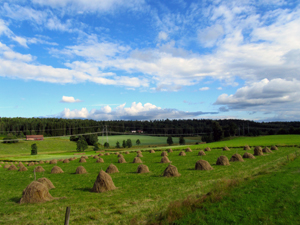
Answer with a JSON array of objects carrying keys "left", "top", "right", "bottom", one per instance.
[
  {"left": 160, "top": 156, "right": 171, "bottom": 163},
  {"left": 167, "top": 149, "right": 173, "bottom": 153},
  {"left": 244, "top": 145, "right": 251, "bottom": 150},
  {"left": 216, "top": 156, "right": 230, "bottom": 166},
  {"left": 254, "top": 146, "right": 264, "bottom": 156},
  {"left": 79, "top": 158, "right": 86, "bottom": 163},
  {"left": 18, "top": 162, "right": 24, "bottom": 167},
  {"left": 51, "top": 166, "right": 64, "bottom": 174},
  {"left": 8, "top": 165, "right": 18, "bottom": 170},
  {"left": 133, "top": 157, "right": 143, "bottom": 163},
  {"left": 18, "top": 166, "right": 28, "bottom": 172},
  {"left": 49, "top": 159, "right": 57, "bottom": 164},
  {"left": 223, "top": 146, "right": 230, "bottom": 151},
  {"left": 76, "top": 166, "right": 87, "bottom": 174},
  {"left": 0, "top": 162, "right": 3, "bottom": 164},
  {"left": 45, "top": 160, "right": 50, "bottom": 163},
  {"left": 195, "top": 160, "right": 213, "bottom": 170},
  {"left": 34, "top": 162, "right": 39, "bottom": 165},
  {"left": 125, "top": 151, "right": 130, "bottom": 154},
  {"left": 0, "top": 165, "right": 1, "bottom": 168},
  {"left": 37, "top": 177, "right": 55, "bottom": 190},
  {"left": 137, "top": 153, "right": 144, "bottom": 157},
  {"left": 96, "top": 158, "right": 104, "bottom": 163},
  {"left": 263, "top": 147, "right": 273, "bottom": 153},
  {"left": 243, "top": 152, "right": 256, "bottom": 159},
  {"left": 58, "top": 159, "right": 64, "bottom": 162},
  {"left": 163, "top": 164, "right": 180, "bottom": 177},
  {"left": 150, "top": 149, "right": 155, "bottom": 153},
  {"left": 81, "top": 156, "right": 88, "bottom": 159},
  {"left": 271, "top": 145, "right": 278, "bottom": 150},
  {"left": 198, "top": 150, "right": 206, "bottom": 156},
  {"left": 63, "top": 159, "right": 69, "bottom": 163},
  {"left": 68, "top": 158, "right": 74, "bottom": 161},
  {"left": 93, "top": 155, "right": 99, "bottom": 159},
  {"left": 98, "top": 153, "right": 104, "bottom": 156},
  {"left": 3, "top": 164, "right": 10, "bottom": 169},
  {"left": 185, "top": 148, "right": 192, "bottom": 152},
  {"left": 39, "top": 161, "right": 44, "bottom": 164},
  {"left": 117, "top": 154, "right": 124, "bottom": 158},
  {"left": 118, "top": 157, "right": 126, "bottom": 163},
  {"left": 179, "top": 151, "right": 186, "bottom": 156},
  {"left": 230, "top": 154, "right": 244, "bottom": 162},
  {"left": 91, "top": 170, "right": 116, "bottom": 193},
  {"left": 34, "top": 166, "right": 45, "bottom": 172},
  {"left": 161, "top": 151, "right": 168, "bottom": 156},
  {"left": 20, "top": 181, "right": 54, "bottom": 204},
  {"left": 204, "top": 147, "right": 211, "bottom": 151},
  {"left": 28, "top": 162, "right": 35, "bottom": 166},
  {"left": 106, "top": 164, "right": 119, "bottom": 174},
  {"left": 137, "top": 164, "right": 150, "bottom": 173},
  {"left": 105, "top": 153, "right": 110, "bottom": 156},
  {"left": 137, "top": 150, "right": 142, "bottom": 154}
]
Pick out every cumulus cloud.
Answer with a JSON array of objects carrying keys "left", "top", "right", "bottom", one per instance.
[
  {"left": 58, "top": 102, "right": 218, "bottom": 120},
  {"left": 199, "top": 87, "right": 209, "bottom": 91},
  {"left": 60, "top": 96, "right": 82, "bottom": 103}
]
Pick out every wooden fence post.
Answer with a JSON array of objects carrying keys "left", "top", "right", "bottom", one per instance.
[{"left": 64, "top": 206, "right": 71, "bottom": 225}]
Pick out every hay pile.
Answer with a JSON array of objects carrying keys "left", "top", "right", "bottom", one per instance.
[
  {"left": 205, "top": 147, "right": 211, "bottom": 151},
  {"left": 243, "top": 152, "right": 255, "bottom": 159},
  {"left": 76, "top": 166, "right": 87, "bottom": 174},
  {"left": 125, "top": 151, "right": 130, "bottom": 154},
  {"left": 49, "top": 159, "right": 57, "bottom": 164},
  {"left": 179, "top": 151, "right": 186, "bottom": 156},
  {"left": 137, "top": 150, "right": 142, "bottom": 154},
  {"left": 34, "top": 166, "right": 45, "bottom": 172},
  {"left": 244, "top": 145, "right": 251, "bottom": 150},
  {"left": 168, "top": 149, "right": 173, "bottom": 153},
  {"left": 18, "top": 162, "right": 24, "bottom": 167},
  {"left": 20, "top": 181, "right": 54, "bottom": 204},
  {"left": 160, "top": 156, "right": 171, "bottom": 163},
  {"left": 117, "top": 154, "right": 123, "bottom": 158},
  {"left": 79, "top": 158, "right": 86, "bottom": 163},
  {"left": 28, "top": 162, "right": 35, "bottom": 166},
  {"left": 45, "top": 160, "right": 50, "bottom": 163},
  {"left": 19, "top": 166, "right": 28, "bottom": 172},
  {"left": 63, "top": 159, "right": 69, "bottom": 163},
  {"left": 223, "top": 146, "right": 230, "bottom": 151},
  {"left": 37, "top": 178, "right": 55, "bottom": 190},
  {"left": 82, "top": 156, "right": 88, "bottom": 159},
  {"left": 185, "top": 148, "right": 192, "bottom": 152},
  {"left": 35, "top": 162, "right": 39, "bottom": 165},
  {"left": 3, "top": 164, "right": 10, "bottom": 169},
  {"left": 96, "top": 158, "right": 104, "bottom": 163},
  {"left": 91, "top": 170, "right": 116, "bottom": 193},
  {"left": 8, "top": 165, "right": 18, "bottom": 170},
  {"left": 137, "top": 164, "right": 149, "bottom": 173},
  {"left": 93, "top": 155, "right": 99, "bottom": 159},
  {"left": 137, "top": 153, "right": 143, "bottom": 157},
  {"left": 58, "top": 159, "right": 64, "bottom": 162},
  {"left": 263, "top": 147, "right": 273, "bottom": 153},
  {"left": 254, "top": 146, "right": 263, "bottom": 156},
  {"left": 195, "top": 160, "right": 213, "bottom": 170},
  {"left": 106, "top": 164, "right": 119, "bottom": 174},
  {"left": 98, "top": 153, "right": 104, "bottom": 156},
  {"left": 133, "top": 157, "right": 143, "bottom": 163},
  {"left": 39, "top": 160, "right": 44, "bottom": 164},
  {"left": 150, "top": 149, "right": 155, "bottom": 153},
  {"left": 114, "top": 152, "right": 119, "bottom": 155},
  {"left": 198, "top": 150, "right": 206, "bottom": 156},
  {"left": 229, "top": 154, "right": 244, "bottom": 162},
  {"left": 105, "top": 153, "right": 110, "bottom": 156},
  {"left": 271, "top": 145, "right": 278, "bottom": 150},
  {"left": 161, "top": 151, "right": 168, "bottom": 156},
  {"left": 51, "top": 166, "right": 64, "bottom": 174},
  {"left": 118, "top": 157, "right": 126, "bottom": 163},
  {"left": 216, "top": 156, "right": 230, "bottom": 165},
  {"left": 163, "top": 165, "right": 180, "bottom": 177}
]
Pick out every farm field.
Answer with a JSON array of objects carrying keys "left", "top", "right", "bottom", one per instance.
[{"left": 0, "top": 136, "right": 299, "bottom": 224}]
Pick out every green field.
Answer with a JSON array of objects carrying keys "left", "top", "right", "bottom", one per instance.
[{"left": 0, "top": 135, "right": 299, "bottom": 224}]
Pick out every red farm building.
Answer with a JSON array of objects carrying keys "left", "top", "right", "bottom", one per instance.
[{"left": 26, "top": 135, "right": 44, "bottom": 141}]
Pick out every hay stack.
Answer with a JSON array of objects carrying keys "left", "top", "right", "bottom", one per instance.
[
  {"left": 105, "top": 153, "right": 110, "bottom": 156},
  {"left": 118, "top": 157, "right": 126, "bottom": 163},
  {"left": 195, "top": 160, "right": 213, "bottom": 170},
  {"left": 18, "top": 166, "right": 28, "bottom": 172},
  {"left": 106, "top": 164, "right": 119, "bottom": 174},
  {"left": 98, "top": 153, "right": 104, "bottom": 156},
  {"left": 79, "top": 158, "right": 86, "bottom": 163},
  {"left": 161, "top": 151, "right": 168, "bottom": 156},
  {"left": 45, "top": 160, "right": 50, "bottom": 163},
  {"left": 223, "top": 146, "right": 230, "bottom": 151},
  {"left": 168, "top": 149, "right": 173, "bottom": 153},
  {"left": 114, "top": 152, "right": 119, "bottom": 155},
  {"left": 63, "top": 159, "right": 69, "bottom": 163},
  {"left": 117, "top": 154, "right": 123, "bottom": 158},
  {"left": 8, "top": 165, "right": 18, "bottom": 170},
  {"left": 163, "top": 165, "right": 180, "bottom": 177},
  {"left": 49, "top": 159, "right": 57, "bottom": 164},
  {"left": 93, "top": 155, "right": 99, "bottom": 159},
  {"left": 230, "top": 154, "right": 244, "bottom": 162},
  {"left": 179, "top": 151, "right": 186, "bottom": 156},
  {"left": 244, "top": 145, "right": 251, "bottom": 150},
  {"left": 51, "top": 166, "right": 64, "bottom": 174},
  {"left": 160, "top": 156, "right": 171, "bottom": 163},
  {"left": 185, "top": 148, "right": 192, "bottom": 152},
  {"left": 216, "top": 156, "right": 230, "bottom": 166},
  {"left": 243, "top": 152, "right": 255, "bottom": 159},
  {"left": 150, "top": 149, "right": 155, "bottom": 153},
  {"left": 76, "top": 166, "right": 87, "bottom": 174},
  {"left": 125, "top": 151, "right": 130, "bottom": 154},
  {"left": 34, "top": 161, "right": 39, "bottom": 165},
  {"left": 3, "top": 165, "right": 10, "bottom": 169},
  {"left": 137, "top": 164, "right": 149, "bottom": 173},
  {"left": 34, "top": 166, "right": 45, "bottom": 172},
  {"left": 254, "top": 146, "right": 263, "bottom": 156},
  {"left": 96, "top": 158, "right": 104, "bottom": 163},
  {"left": 39, "top": 160, "right": 44, "bottom": 164},
  {"left": 18, "top": 162, "right": 24, "bottom": 167},
  {"left": 198, "top": 150, "right": 206, "bottom": 156},
  {"left": 0, "top": 161, "right": 3, "bottom": 164},
  {"left": 82, "top": 156, "right": 88, "bottom": 159},
  {"left": 137, "top": 153, "right": 143, "bottom": 157},
  {"left": 68, "top": 158, "right": 74, "bottom": 161},
  {"left": 58, "top": 159, "right": 64, "bottom": 162},
  {"left": 91, "top": 170, "right": 116, "bottom": 193},
  {"left": 37, "top": 178, "right": 55, "bottom": 190},
  {"left": 205, "top": 147, "right": 211, "bottom": 151},
  {"left": 133, "top": 157, "right": 143, "bottom": 163},
  {"left": 20, "top": 181, "right": 53, "bottom": 204},
  {"left": 271, "top": 145, "right": 278, "bottom": 150},
  {"left": 137, "top": 150, "right": 142, "bottom": 154},
  {"left": 28, "top": 162, "right": 35, "bottom": 166},
  {"left": 263, "top": 147, "right": 273, "bottom": 153}
]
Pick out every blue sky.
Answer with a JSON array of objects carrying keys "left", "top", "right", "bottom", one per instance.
[{"left": 0, "top": 0, "right": 300, "bottom": 121}]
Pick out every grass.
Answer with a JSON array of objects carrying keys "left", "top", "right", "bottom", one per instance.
[{"left": 0, "top": 140, "right": 299, "bottom": 224}]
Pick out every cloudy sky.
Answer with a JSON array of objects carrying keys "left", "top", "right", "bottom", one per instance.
[{"left": 0, "top": 0, "right": 299, "bottom": 121}]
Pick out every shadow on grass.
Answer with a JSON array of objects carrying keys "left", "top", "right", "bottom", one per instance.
[
  {"left": 74, "top": 187, "right": 91, "bottom": 192},
  {"left": 10, "top": 196, "right": 20, "bottom": 203}
]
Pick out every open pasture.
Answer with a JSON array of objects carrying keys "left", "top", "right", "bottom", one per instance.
[{"left": 0, "top": 143, "right": 298, "bottom": 224}]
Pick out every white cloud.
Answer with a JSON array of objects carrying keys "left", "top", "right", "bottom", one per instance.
[
  {"left": 199, "top": 87, "right": 210, "bottom": 91},
  {"left": 198, "top": 24, "right": 224, "bottom": 47},
  {"left": 158, "top": 31, "right": 168, "bottom": 41},
  {"left": 60, "top": 96, "right": 82, "bottom": 103}
]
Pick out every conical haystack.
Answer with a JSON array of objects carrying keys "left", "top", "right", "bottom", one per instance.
[
  {"left": 198, "top": 150, "right": 206, "bottom": 156},
  {"left": 137, "top": 150, "right": 142, "bottom": 154},
  {"left": 223, "top": 146, "right": 230, "bottom": 151},
  {"left": 125, "top": 151, "right": 130, "bottom": 154},
  {"left": 137, "top": 153, "right": 143, "bottom": 157},
  {"left": 34, "top": 166, "right": 45, "bottom": 172},
  {"left": 133, "top": 157, "right": 143, "bottom": 163},
  {"left": 91, "top": 170, "right": 116, "bottom": 193},
  {"left": 216, "top": 156, "right": 230, "bottom": 165},
  {"left": 37, "top": 178, "right": 55, "bottom": 190},
  {"left": 150, "top": 149, "right": 155, "bottom": 153},
  {"left": 51, "top": 166, "right": 64, "bottom": 174},
  {"left": 20, "top": 181, "right": 53, "bottom": 204},
  {"left": 93, "top": 155, "right": 99, "bottom": 159},
  {"left": 58, "top": 159, "right": 64, "bottom": 162},
  {"left": 63, "top": 159, "right": 69, "bottom": 163},
  {"left": 195, "top": 160, "right": 213, "bottom": 170},
  {"left": 98, "top": 153, "right": 104, "bottom": 156},
  {"left": 3, "top": 165, "right": 10, "bottom": 169},
  {"left": 79, "top": 158, "right": 86, "bottom": 163},
  {"left": 117, "top": 154, "right": 123, "bottom": 158},
  {"left": 118, "top": 157, "right": 126, "bottom": 163},
  {"left": 160, "top": 156, "right": 171, "bottom": 163},
  {"left": 68, "top": 158, "right": 74, "bottom": 161},
  {"left": 205, "top": 147, "right": 211, "bottom": 151},
  {"left": 185, "top": 148, "right": 192, "bottom": 152},
  {"left": 263, "top": 147, "right": 273, "bottom": 153},
  {"left": 106, "top": 164, "right": 119, "bottom": 174},
  {"left": 137, "top": 164, "right": 149, "bottom": 173},
  {"left": 8, "top": 165, "right": 18, "bottom": 170},
  {"left": 49, "top": 159, "right": 57, "bottom": 164},
  {"left": 28, "top": 162, "right": 34, "bottom": 166},
  {"left": 254, "top": 146, "right": 263, "bottom": 156},
  {"left": 168, "top": 149, "right": 173, "bottom": 153},
  {"left": 244, "top": 145, "right": 251, "bottom": 150},
  {"left": 179, "top": 151, "right": 186, "bottom": 156},
  {"left": 161, "top": 151, "right": 168, "bottom": 156},
  {"left": 230, "top": 154, "right": 244, "bottom": 162},
  {"left": 271, "top": 145, "right": 278, "bottom": 150},
  {"left": 96, "top": 158, "right": 104, "bottom": 163},
  {"left": 243, "top": 152, "right": 255, "bottom": 159},
  {"left": 18, "top": 162, "right": 24, "bottom": 167},
  {"left": 19, "top": 166, "right": 28, "bottom": 172},
  {"left": 114, "top": 152, "right": 119, "bottom": 155},
  {"left": 163, "top": 164, "right": 180, "bottom": 177},
  {"left": 35, "top": 162, "right": 39, "bottom": 164},
  {"left": 76, "top": 166, "right": 87, "bottom": 174},
  {"left": 45, "top": 160, "right": 50, "bottom": 163},
  {"left": 105, "top": 153, "right": 110, "bottom": 156}
]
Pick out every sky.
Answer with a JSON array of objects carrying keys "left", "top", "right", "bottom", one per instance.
[{"left": 0, "top": 0, "right": 299, "bottom": 122}]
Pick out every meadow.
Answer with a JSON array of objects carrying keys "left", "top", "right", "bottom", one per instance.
[{"left": 0, "top": 135, "right": 299, "bottom": 224}]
